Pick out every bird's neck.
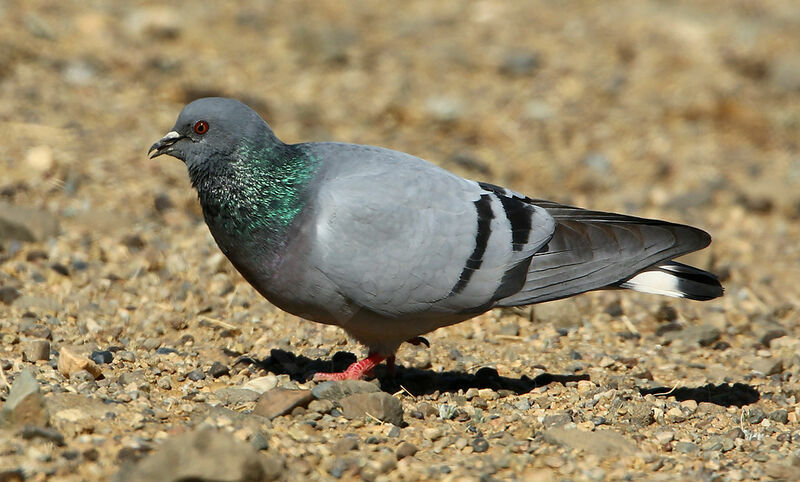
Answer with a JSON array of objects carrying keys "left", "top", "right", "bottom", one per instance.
[{"left": 190, "top": 141, "right": 318, "bottom": 245}]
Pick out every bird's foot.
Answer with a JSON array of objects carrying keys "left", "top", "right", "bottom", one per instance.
[
  {"left": 405, "top": 336, "right": 430, "bottom": 348},
  {"left": 312, "top": 352, "right": 386, "bottom": 381}
]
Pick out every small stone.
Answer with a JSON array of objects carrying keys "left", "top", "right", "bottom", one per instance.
[
  {"left": 0, "top": 202, "right": 61, "bottom": 242},
  {"left": 339, "top": 392, "right": 403, "bottom": 426},
  {"left": 499, "top": 49, "right": 541, "bottom": 76},
  {"left": 253, "top": 388, "right": 313, "bottom": 420},
  {"left": 654, "top": 431, "right": 675, "bottom": 444},
  {"left": 543, "top": 411, "right": 572, "bottom": 428},
  {"left": 666, "top": 406, "right": 685, "bottom": 423},
  {"left": 0, "top": 287, "right": 22, "bottom": 305},
  {"left": 311, "top": 380, "right": 380, "bottom": 401},
  {"left": 751, "top": 357, "right": 783, "bottom": 376},
  {"left": 23, "top": 340, "right": 50, "bottom": 362},
  {"left": 0, "top": 369, "right": 48, "bottom": 427},
  {"left": 157, "top": 376, "right": 172, "bottom": 390},
  {"left": 726, "top": 428, "right": 745, "bottom": 440},
  {"left": 332, "top": 437, "right": 359, "bottom": 454},
  {"left": 187, "top": 369, "right": 205, "bottom": 381},
  {"left": 471, "top": 437, "right": 489, "bottom": 453},
  {"left": 249, "top": 432, "right": 269, "bottom": 451},
  {"left": 208, "top": 361, "right": 229, "bottom": 378},
  {"left": 118, "top": 351, "right": 136, "bottom": 362},
  {"left": 153, "top": 193, "right": 174, "bottom": 213},
  {"left": 765, "top": 462, "right": 796, "bottom": 480},
  {"left": 395, "top": 441, "right": 418, "bottom": 460},
  {"left": 498, "top": 322, "right": 520, "bottom": 336},
  {"left": 746, "top": 407, "right": 766, "bottom": 424},
  {"left": 577, "top": 380, "right": 596, "bottom": 394},
  {"left": 58, "top": 345, "right": 102, "bottom": 379},
  {"left": 674, "top": 441, "right": 697, "bottom": 453},
  {"left": 768, "top": 409, "right": 789, "bottom": 424},
  {"left": 242, "top": 375, "right": 279, "bottom": 393},
  {"left": 598, "top": 356, "right": 616, "bottom": 368},
  {"left": 416, "top": 402, "right": 438, "bottom": 418},
  {"left": 308, "top": 399, "right": 335, "bottom": 414},
  {"left": 423, "top": 427, "right": 444, "bottom": 441},
  {"left": 544, "top": 428, "right": 636, "bottom": 458},
  {"left": 214, "top": 388, "right": 259, "bottom": 405},
  {"left": 24, "top": 145, "right": 54, "bottom": 172},
  {"left": 115, "top": 427, "right": 283, "bottom": 482},
  {"left": 90, "top": 350, "right": 113, "bottom": 365},
  {"left": 627, "top": 401, "right": 654, "bottom": 427},
  {"left": 662, "top": 325, "right": 720, "bottom": 346}
]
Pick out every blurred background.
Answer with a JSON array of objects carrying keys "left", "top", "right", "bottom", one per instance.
[
  {"left": 2, "top": 1, "right": 799, "bottom": 288},
  {"left": 1, "top": 1, "right": 800, "bottom": 479}
]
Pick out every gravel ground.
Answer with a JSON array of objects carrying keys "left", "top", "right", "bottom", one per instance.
[{"left": 1, "top": 1, "right": 799, "bottom": 481}]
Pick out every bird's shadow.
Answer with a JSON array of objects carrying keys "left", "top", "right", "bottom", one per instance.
[
  {"left": 235, "top": 349, "right": 760, "bottom": 407},
  {"left": 639, "top": 384, "right": 760, "bottom": 408}
]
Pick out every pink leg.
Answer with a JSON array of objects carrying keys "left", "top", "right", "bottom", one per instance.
[{"left": 313, "top": 352, "right": 387, "bottom": 381}]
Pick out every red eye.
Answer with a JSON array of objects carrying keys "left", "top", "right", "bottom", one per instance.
[{"left": 193, "top": 120, "right": 209, "bottom": 135}]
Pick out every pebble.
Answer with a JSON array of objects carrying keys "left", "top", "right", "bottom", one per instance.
[
  {"left": 208, "top": 361, "right": 229, "bottom": 378},
  {"left": 0, "top": 287, "right": 22, "bottom": 305},
  {"left": 499, "top": 49, "right": 541, "bottom": 76},
  {"left": 750, "top": 357, "right": 783, "bottom": 376},
  {"left": 58, "top": 345, "right": 102, "bottom": 379},
  {"left": 253, "top": 388, "right": 313, "bottom": 420},
  {"left": 332, "top": 437, "right": 359, "bottom": 454},
  {"left": 115, "top": 427, "right": 283, "bottom": 481},
  {"left": 544, "top": 428, "right": 636, "bottom": 458},
  {"left": 186, "top": 369, "right": 205, "bottom": 381},
  {"left": 746, "top": 407, "right": 766, "bottom": 424},
  {"left": 339, "top": 392, "right": 403, "bottom": 426},
  {"left": 543, "top": 412, "right": 572, "bottom": 428},
  {"left": 423, "top": 427, "right": 444, "bottom": 441},
  {"left": 22, "top": 340, "right": 50, "bottom": 362},
  {"left": 471, "top": 437, "right": 489, "bottom": 453},
  {"left": 674, "top": 441, "right": 698, "bottom": 453},
  {"left": 311, "top": 380, "right": 380, "bottom": 401},
  {"left": 416, "top": 402, "right": 438, "bottom": 418},
  {"left": 0, "top": 202, "right": 61, "bottom": 242},
  {"left": 214, "top": 388, "right": 259, "bottom": 405},
  {"left": 654, "top": 431, "right": 675, "bottom": 444},
  {"left": 0, "top": 369, "right": 48, "bottom": 427},
  {"left": 242, "top": 375, "right": 279, "bottom": 393},
  {"left": 768, "top": 409, "right": 789, "bottom": 424},
  {"left": 395, "top": 441, "right": 418, "bottom": 460},
  {"left": 662, "top": 325, "right": 721, "bottom": 346},
  {"left": 90, "top": 350, "right": 113, "bottom": 365},
  {"left": 156, "top": 376, "right": 172, "bottom": 390}
]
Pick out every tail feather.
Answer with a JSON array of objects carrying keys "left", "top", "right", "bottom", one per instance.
[{"left": 617, "top": 261, "right": 723, "bottom": 301}]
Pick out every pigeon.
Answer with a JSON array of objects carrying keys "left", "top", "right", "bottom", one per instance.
[{"left": 150, "top": 97, "right": 723, "bottom": 381}]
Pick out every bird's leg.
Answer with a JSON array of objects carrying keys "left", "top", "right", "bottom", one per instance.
[
  {"left": 312, "top": 352, "right": 386, "bottom": 381},
  {"left": 386, "top": 355, "right": 396, "bottom": 378}
]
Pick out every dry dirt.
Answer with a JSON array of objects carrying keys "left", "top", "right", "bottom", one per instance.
[{"left": 1, "top": 1, "right": 799, "bottom": 481}]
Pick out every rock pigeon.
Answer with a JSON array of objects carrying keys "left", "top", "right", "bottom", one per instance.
[{"left": 150, "top": 97, "right": 723, "bottom": 381}]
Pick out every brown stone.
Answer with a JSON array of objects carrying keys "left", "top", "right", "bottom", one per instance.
[{"left": 252, "top": 388, "right": 313, "bottom": 420}]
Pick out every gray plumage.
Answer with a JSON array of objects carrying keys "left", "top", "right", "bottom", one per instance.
[{"left": 150, "top": 97, "right": 723, "bottom": 359}]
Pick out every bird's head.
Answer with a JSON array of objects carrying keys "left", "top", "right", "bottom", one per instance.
[{"left": 149, "top": 97, "right": 278, "bottom": 169}]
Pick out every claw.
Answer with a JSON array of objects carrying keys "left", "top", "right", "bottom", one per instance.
[{"left": 406, "top": 336, "right": 430, "bottom": 348}]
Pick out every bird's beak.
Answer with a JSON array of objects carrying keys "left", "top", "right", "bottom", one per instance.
[{"left": 148, "top": 131, "right": 184, "bottom": 159}]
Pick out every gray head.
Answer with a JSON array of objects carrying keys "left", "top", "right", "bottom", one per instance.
[{"left": 149, "top": 97, "right": 281, "bottom": 168}]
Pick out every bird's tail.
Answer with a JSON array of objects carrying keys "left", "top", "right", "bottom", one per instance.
[{"left": 616, "top": 261, "right": 723, "bottom": 301}]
